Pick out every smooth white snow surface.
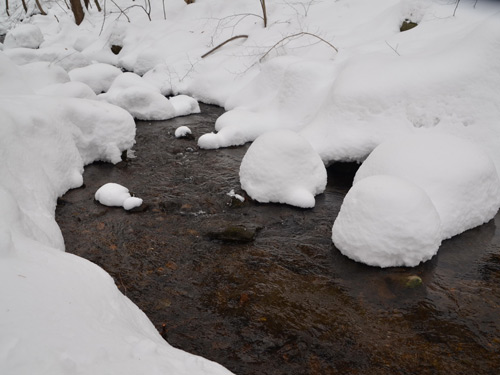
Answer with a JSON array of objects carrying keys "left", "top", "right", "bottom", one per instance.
[
  {"left": 332, "top": 175, "right": 442, "bottom": 268},
  {"left": 353, "top": 133, "right": 500, "bottom": 240},
  {"left": 95, "top": 183, "right": 143, "bottom": 211},
  {"left": 239, "top": 130, "right": 327, "bottom": 208},
  {"left": 4, "top": 24, "right": 43, "bottom": 49},
  {"left": 175, "top": 126, "right": 192, "bottom": 138},
  {"left": 1, "top": 0, "right": 500, "bottom": 372}
]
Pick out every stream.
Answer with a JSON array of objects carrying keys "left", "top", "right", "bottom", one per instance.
[{"left": 56, "top": 104, "right": 500, "bottom": 375}]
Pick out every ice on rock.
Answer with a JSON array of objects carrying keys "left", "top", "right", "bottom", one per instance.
[
  {"left": 332, "top": 175, "right": 442, "bottom": 268},
  {"left": 4, "top": 24, "right": 44, "bottom": 49},
  {"left": 175, "top": 126, "right": 192, "bottom": 138},
  {"left": 239, "top": 130, "right": 327, "bottom": 208},
  {"left": 95, "top": 183, "right": 143, "bottom": 210},
  {"left": 354, "top": 133, "right": 500, "bottom": 239},
  {"left": 69, "top": 63, "right": 123, "bottom": 94}
]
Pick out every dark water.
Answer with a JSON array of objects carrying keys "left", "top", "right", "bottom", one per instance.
[{"left": 56, "top": 104, "right": 500, "bottom": 375}]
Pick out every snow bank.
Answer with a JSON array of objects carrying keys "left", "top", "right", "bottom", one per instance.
[
  {"left": 95, "top": 183, "right": 143, "bottom": 211},
  {"left": 37, "top": 81, "right": 97, "bottom": 100},
  {"left": 353, "top": 133, "right": 500, "bottom": 240},
  {"left": 69, "top": 63, "right": 123, "bottom": 94},
  {"left": 239, "top": 130, "right": 327, "bottom": 208},
  {"left": 4, "top": 24, "right": 43, "bottom": 49},
  {"left": 332, "top": 175, "right": 442, "bottom": 268},
  {"left": 4, "top": 46, "right": 91, "bottom": 71}
]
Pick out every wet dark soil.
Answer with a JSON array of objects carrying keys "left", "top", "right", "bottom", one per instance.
[{"left": 56, "top": 104, "right": 500, "bottom": 375}]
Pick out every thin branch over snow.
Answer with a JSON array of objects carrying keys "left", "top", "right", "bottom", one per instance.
[{"left": 259, "top": 31, "right": 338, "bottom": 62}]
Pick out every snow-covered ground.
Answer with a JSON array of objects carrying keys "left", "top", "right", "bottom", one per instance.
[{"left": 1, "top": 0, "right": 500, "bottom": 373}]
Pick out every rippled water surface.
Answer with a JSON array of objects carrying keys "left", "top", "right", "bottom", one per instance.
[{"left": 56, "top": 104, "right": 500, "bottom": 375}]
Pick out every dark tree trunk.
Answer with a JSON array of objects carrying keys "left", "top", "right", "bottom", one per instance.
[
  {"left": 21, "top": 0, "right": 28, "bottom": 13},
  {"left": 83, "top": 0, "right": 89, "bottom": 10},
  {"left": 94, "top": 0, "right": 102, "bottom": 12},
  {"left": 70, "top": 0, "right": 85, "bottom": 25}
]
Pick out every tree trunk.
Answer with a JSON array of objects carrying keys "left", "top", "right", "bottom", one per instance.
[
  {"left": 34, "top": 0, "right": 47, "bottom": 15},
  {"left": 21, "top": 0, "right": 28, "bottom": 13},
  {"left": 70, "top": 0, "right": 85, "bottom": 25},
  {"left": 83, "top": 0, "right": 89, "bottom": 10},
  {"left": 5, "top": 0, "right": 9, "bottom": 16}
]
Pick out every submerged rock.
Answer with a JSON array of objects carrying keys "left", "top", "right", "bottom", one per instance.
[{"left": 207, "top": 225, "right": 260, "bottom": 243}]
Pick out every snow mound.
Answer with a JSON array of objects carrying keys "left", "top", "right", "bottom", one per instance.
[
  {"left": 19, "top": 61, "right": 70, "bottom": 90},
  {"left": 332, "top": 175, "right": 442, "bottom": 268},
  {"left": 95, "top": 183, "right": 143, "bottom": 210},
  {"left": 239, "top": 130, "right": 327, "bottom": 208},
  {"left": 98, "top": 72, "right": 176, "bottom": 120},
  {"left": 170, "top": 95, "right": 200, "bottom": 117},
  {"left": 354, "top": 133, "right": 500, "bottom": 239},
  {"left": 69, "top": 63, "right": 123, "bottom": 94},
  {"left": 4, "top": 46, "right": 92, "bottom": 71},
  {"left": 0, "top": 53, "right": 33, "bottom": 95},
  {"left": 37, "top": 81, "right": 97, "bottom": 100},
  {"left": 175, "top": 126, "right": 192, "bottom": 138},
  {"left": 4, "top": 24, "right": 44, "bottom": 49}
]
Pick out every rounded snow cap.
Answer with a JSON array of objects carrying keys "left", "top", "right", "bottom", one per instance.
[
  {"left": 332, "top": 175, "right": 442, "bottom": 268},
  {"left": 239, "top": 129, "right": 327, "bottom": 208},
  {"left": 4, "top": 24, "right": 44, "bottom": 49}
]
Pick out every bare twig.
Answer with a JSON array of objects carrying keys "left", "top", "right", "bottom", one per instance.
[
  {"left": 259, "top": 31, "right": 337, "bottom": 62},
  {"left": 259, "top": 0, "right": 267, "bottom": 27},
  {"left": 453, "top": 0, "right": 461, "bottom": 16},
  {"left": 202, "top": 35, "right": 249, "bottom": 58},
  {"left": 385, "top": 40, "right": 400, "bottom": 56},
  {"left": 35, "top": 0, "right": 47, "bottom": 15},
  {"left": 110, "top": 0, "right": 130, "bottom": 22}
]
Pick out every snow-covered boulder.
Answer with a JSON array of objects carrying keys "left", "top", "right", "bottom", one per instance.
[
  {"left": 332, "top": 175, "right": 442, "bottom": 268},
  {"left": 4, "top": 46, "right": 91, "bottom": 71},
  {"left": 170, "top": 95, "right": 200, "bottom": 117},
  {"left": 95, "top": 183, "right": 143, "bottom": 211},
  {"left": 4, "top": 24, "right": 44, "bottom": 49},
  {"left": 37, "top": 81, "right": 97, "bottom": 100},
  {"left": 239, "top": 130, "right": 327, "bottom": 208},
  {"left": 69, "top": 63, "right": 123, "bottom": 94},
  {"left": 98, "top": 72, "right": 176, "bottom": 120},
  {"left": 354, "top": 133, "right": 500, "bottom": 239},
  {"left": 175, "top": 126, "right": 192, "bottom": 138},
  {"left": 19, "top": 61, "right": 70, "bottom": 91}
]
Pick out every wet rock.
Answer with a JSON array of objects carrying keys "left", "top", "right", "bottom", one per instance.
[
  {"left": 400, "top": 19, "right": 418, "bottom": 32},
  {"left": 126, "top": 202, "right": 150, "bottom": 213},
  {"left": 111, "top": 45, "right": 122, "bottom": 55},
  {"left": 405, "top": 275, "right": 423, "bottom": 288},
  {"left": 207, "top": 225, "right": 260, "bottom": 243},
  {"left": 158, "top": 199, "right": 183, "bottom": 212}
]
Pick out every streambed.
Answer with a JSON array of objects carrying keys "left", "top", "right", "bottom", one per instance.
[{"left": 56, "top": 104, "right": 500, "bottom": 375}]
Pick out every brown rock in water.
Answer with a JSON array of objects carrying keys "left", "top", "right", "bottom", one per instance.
[{"left": 207, "top": 225, "right": 260, "bottom": 243}]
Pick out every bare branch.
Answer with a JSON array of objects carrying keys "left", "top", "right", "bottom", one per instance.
[
  {"left": 202, "top": 35, "right": 249, "bottom": 59},
  {"left": 259, "top": 31, "right": 337, "bottom": 62}
]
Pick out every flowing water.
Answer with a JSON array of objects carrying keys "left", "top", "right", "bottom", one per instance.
[{"left": 56, "top": 104, "right": 500, "bottom": 375}]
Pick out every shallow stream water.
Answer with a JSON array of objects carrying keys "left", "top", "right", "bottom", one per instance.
[{"left": 56, "top": 104, "right": 500, "bottom": 375}]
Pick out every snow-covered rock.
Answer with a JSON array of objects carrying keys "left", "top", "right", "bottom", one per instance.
[
  {"left": 69, "top": 63, "right": 123, "bottom": 94},
  {"left": 175, "top": 126, "right": 192, "bottom": 138},
  {"left": 239, "top": 130, "right": 327, "bottom": 208},
  {"left": 4, "top": 24, "right": 44, "bottom": 49},
  {"left": 98, "top": 72, "right": 176, "bottom": 120},
  {"left": 95, "top": 183, "right": 143, "bottom": 211},
  {"left": 37, "top": 81, "right": 97, "bottom": 100},
  {"left": 170, "top": 95, "right": 200, "bottom": 117},
  {"left": 354, "top": 133, "right": 500, "bottom": 240},
  {"left": 19, "top": 61, "right": 70, "bottom": 90},
  {"left": 4, "top": 46, "right": 92, "bottom": 71},
  {"left": 332, "top": 175, "right": 442, "bottom": 268}
]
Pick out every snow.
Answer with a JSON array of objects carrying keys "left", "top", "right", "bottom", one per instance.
[
  {"left": 227, "top": 189, "right": 245, "bottom": 203},
  {"left": 69, "top": 63, "right": 123, "bottom": 94},
  {"left": 175, "top": 126, "right": 192, "bottom": 138},
  {"left": 1, "top": 0, "right": 500, "bottom": 372},
  {"left": 4, "top": 24, "right": 43, "bottom": 49},
  {"left": 332, "top": 175, "right": 442, "bottom": 268},
  {"left": 353, "top": 133, "right": 500, "bottom": 240},
  {"left": 95, "top": 183, "right": 143, "bottom": 211},
  {"left": 239, "top": 130, "right": 327, "bottom": 208}
]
